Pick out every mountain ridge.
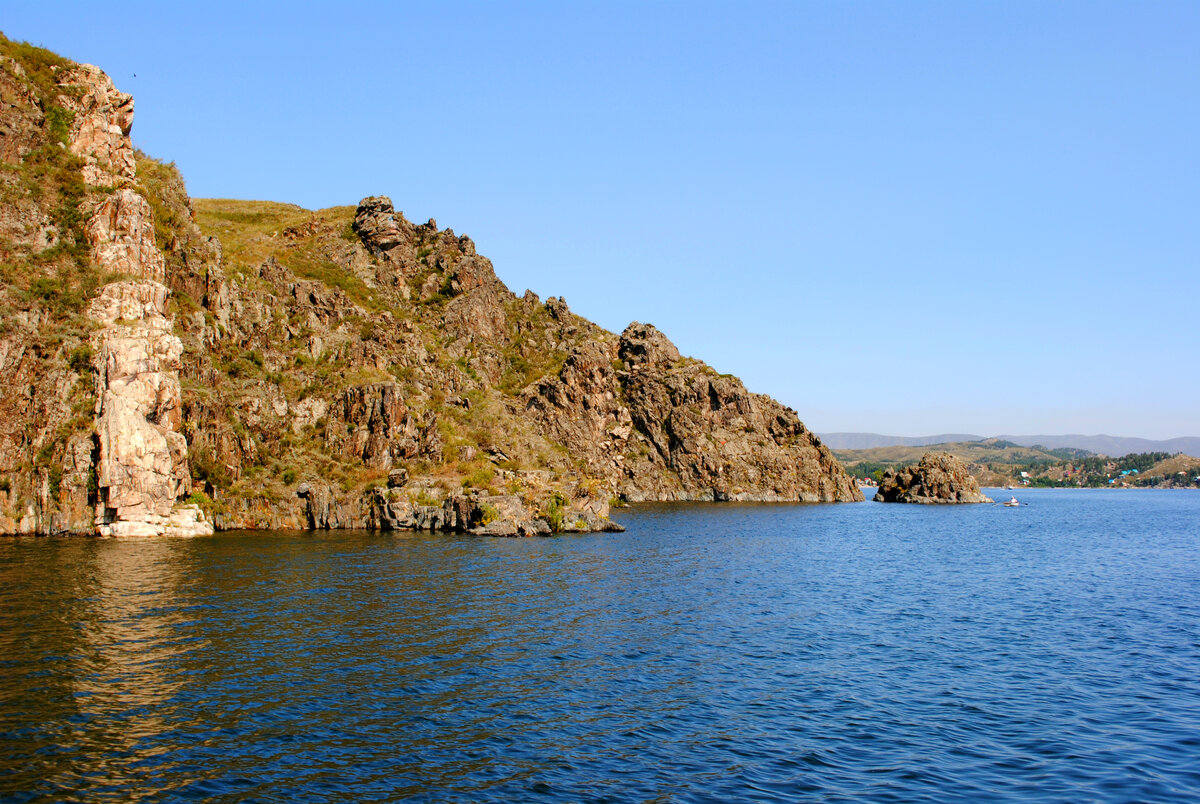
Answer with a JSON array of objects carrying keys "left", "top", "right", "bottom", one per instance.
[{"left": 819, "top": 432, "right": 1200, "bottom": 458}]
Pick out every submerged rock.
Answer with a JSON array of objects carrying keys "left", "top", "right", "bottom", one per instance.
[{"left": 874, "top": 452, "right": 993, "bottom": 504}]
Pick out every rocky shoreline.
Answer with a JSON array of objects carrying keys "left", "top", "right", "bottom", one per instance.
[{"left": 0, "top": 40, "right": 860, "bottom": 538}]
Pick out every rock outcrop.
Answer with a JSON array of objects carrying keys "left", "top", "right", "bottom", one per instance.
[
  {"left": 88, "top": 281, "right": 211, "bottom": 536},
  {"left": 615, "top": 324, "right": 860, "bottom": 503},
  {"left": 1, "top": 35, "right": 862, "bottom": 538},
  {"left": 86, "top": 188, "right": 166, "bottom": 280},
  {"left": 0, "top": 39, "right": 209, "bottom": 536},
  {"left": 71, "top": 60, "right": 209, "bottom": 537},
  {"left": 873, "top": 452, "right": 993, "bottom": 504},
  {"left": 522, "top": 321, "right": 861, "bottom": 503},
  {"left": 59, "top": 62, "right": 136, "bottom": 187}
]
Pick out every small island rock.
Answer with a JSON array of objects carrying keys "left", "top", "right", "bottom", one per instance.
[{"left": 874, "top": 452, "right": 993, "bottom": 504}]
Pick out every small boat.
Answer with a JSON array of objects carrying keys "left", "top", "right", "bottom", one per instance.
[{"left": 1003, "top": 497, "right": 1020, "bottom": 507}]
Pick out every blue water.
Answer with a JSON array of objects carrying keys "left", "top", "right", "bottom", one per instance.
[{"left": 2, "top": 488, "right": 1199, "bottom": 802}]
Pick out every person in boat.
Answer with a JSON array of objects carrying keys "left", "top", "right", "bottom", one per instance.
[{"left": 1009, "top": 497, "right": 1019, "bottom": 505}]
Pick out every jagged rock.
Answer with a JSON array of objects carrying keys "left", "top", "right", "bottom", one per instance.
[
  {"left": 0, "top": 56, "right": 44, "bottom": 164},
  {"left": 353, "top": 196, "right": 411, "bottom": 253},
  {"left": 619, "top": 322, "right": 681, "bottom": 367},
  {"left": 58, "top": 63, "right": 136, "bottom": 186},
  {"left": 89, "top": 282, "right": 183, "bottom": 429},
  {"left": 413, "top": 502, "right": 450, "bottom": 531},
  {"left": 618, "top": 324, "right": 860, "bottom": 503},
  {"left": 522, "top": 518, "right": 552, "bottom": 536},
  {"left": 560, "top": 508, "right": 627, "bottom": 533},
  {"left": 1, "top": 39, "right": 865, "bottom": 537},
  {"left": 327, "top": 383, "right": 443, "bottom": 469},
  {"left": 163, "top": 504, "right": 214, "bottom": 537},
  {"left": 89, "top": 281, "right": 210, "bottom": 536},
  {"left": 874, "top": 452, "right": 993, "bottom": 504},
  {"left": 0, "top": 46, "right": 211, "bottom": 536},
  {"left": 297, "top": 483, "right": 339, "bottom": 529},
  {"left": 86, "top": 189, "right": 166, "bottom": 281}
]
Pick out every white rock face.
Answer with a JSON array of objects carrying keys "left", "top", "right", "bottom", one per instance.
[
  {"left": 88, "top": 281, "right": 212, "bottom": 537},
  {"left": 59, "top": 62, "right": 211, "bottom": 538},
  {"left": 86, "top": 189, "right": 166, "bottom": 282},
  {"left": 59, "top": 63, "right": 137, "bottom": 187}
]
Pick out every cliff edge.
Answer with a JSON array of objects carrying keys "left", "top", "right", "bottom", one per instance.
[{"left": 0, "top": 36, "right": 860, "bottom": 536}]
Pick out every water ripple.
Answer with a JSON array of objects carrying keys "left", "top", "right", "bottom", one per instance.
[{"left": 1, "top": 490, "right": 1199, "bottom": 801}]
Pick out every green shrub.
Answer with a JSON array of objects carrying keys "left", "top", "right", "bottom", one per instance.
[
  {"left": 189, "top": 445, "right": 229, "bottom": 488},
  {"left": 47, "top": 465, "right": 62, "bottom": 499},
  {"left": 68, "top": 345, "right": 93, "bottom": 373},
  {"left": 413, "top": 489, "right": 441, "bottom": 507},
  {"left": 544, "top": 491, "right": 567, "bottom": 532},
  {"left": 185, "top": 490, "right": 226, "bottom": 515},
  {"left": 462, "top": 466, "right": 494, "bottom": 490}
]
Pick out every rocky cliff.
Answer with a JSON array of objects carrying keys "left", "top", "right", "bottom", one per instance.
[
  {"left": 0, "top": 36, "right": 860, "bottom": 537},
  {"left": 1, "top": 37, "right": 208, "bottom": 535},
  {"left": 873, "top": 452, "right": 993, "bottom": 504}
]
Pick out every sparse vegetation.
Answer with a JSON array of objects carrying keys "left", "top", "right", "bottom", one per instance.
[{"left": 543, "top": 491, "right": 568, "bottom": 532}]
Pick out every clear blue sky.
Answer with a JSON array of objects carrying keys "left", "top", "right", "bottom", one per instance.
[{"left": 6, "top": 1, "right": 1198, "bottom": 438}]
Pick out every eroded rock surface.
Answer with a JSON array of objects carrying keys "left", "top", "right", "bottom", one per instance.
[
  {"left": 525, "top": 322, "right": 862, "bottom": 504},
  {"left": 59, "top": 62, "right": 136, "bottom": 186},
  {"left": 874, "top": 452, "right": 993, "bottom": 504},
  {"left": 86, "top": 188, "right": 165, "bottom": 280},
  {"left": 1, "top": 38, "right": 863, "bottom": 537},
  {"left": 89, "top": 281, "right": 211, "bottom": 536}
]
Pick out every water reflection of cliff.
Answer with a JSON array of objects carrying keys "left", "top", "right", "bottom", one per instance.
[
  {"left": 0, "top": 537, "right": 203, "bottom": 796},
  {"left": 1, "top": 529, "right": 750, "bottom": 799}
]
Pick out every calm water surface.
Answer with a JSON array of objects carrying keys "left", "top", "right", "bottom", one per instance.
[{"left": 2, "top": 489, "right": 1199, "bottom": 802}]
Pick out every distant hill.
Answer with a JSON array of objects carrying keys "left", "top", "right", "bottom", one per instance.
[
  {"left": 818, "top": 433, "right": 985, "bottom": 450},
  {"left": 834, "top": 438, "right": 1200, "bottom": 489},
  {"left": 995, "top": 435, "right": 1200, "bottom": 458},
  {"left": 831, "top": 439, "right": 1079, "bottom": 487},
  {"left": 820, "top": 432, "right": 1200, "bottom": 458}
]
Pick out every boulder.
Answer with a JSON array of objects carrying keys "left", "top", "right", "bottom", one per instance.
[{"left": 619, "top": 321, "right": 681, "bottom": 367}]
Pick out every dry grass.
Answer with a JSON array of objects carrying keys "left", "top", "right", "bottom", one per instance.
[
  {"left": 193, "top": 199, "right": 313, "bottom": 267},
  {"left": 193, "top": 199, "right": 380, "bottom": 309}
]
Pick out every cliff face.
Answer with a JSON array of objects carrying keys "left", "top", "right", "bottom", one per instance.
[
  {"left": 0, "top": 36, "right": 860, "bottom": 536},
  {"left": 874, "top": 452, "right": 993, "bottom": 504},
  {"left": 0, "top": 39, "right": 210, "bottom": 536}
]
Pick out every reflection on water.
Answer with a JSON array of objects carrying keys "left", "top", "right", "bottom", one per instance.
[
  {"left": 0, "top": 539, "right": 201, "bottom": 796},
  {"left": 2, "top": 490, "right": 1200, "bottom": 802}
]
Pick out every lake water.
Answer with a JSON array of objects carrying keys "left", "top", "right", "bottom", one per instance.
[{"left": 2, "top": 488, "right": 1199, "bottom": 802}]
